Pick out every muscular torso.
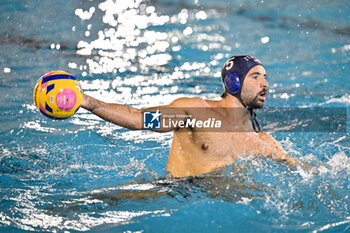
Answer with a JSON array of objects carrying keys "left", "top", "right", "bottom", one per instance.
[
  {"left": 166, "top": 130, "right": 272, "bottom": 177},
  {"left": 165, "top": 99, "right": 281, "bottom": 177}
]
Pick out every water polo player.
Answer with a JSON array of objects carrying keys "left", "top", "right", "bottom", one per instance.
[{"left": 80, "top": 55, "right": 302, "bottom": 177}]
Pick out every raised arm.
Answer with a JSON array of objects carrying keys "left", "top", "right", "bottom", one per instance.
[{"left": 80, "top": 94, "right": 191, "bottom": 132}]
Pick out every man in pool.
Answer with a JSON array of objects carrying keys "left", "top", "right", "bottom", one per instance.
[{"left": 80, "top": 55, "right": 301, "bottom": 177}]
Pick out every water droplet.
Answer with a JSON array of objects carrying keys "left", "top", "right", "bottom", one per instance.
[{"left": 3, "top": 67, "right": 11, "bottom": 73}]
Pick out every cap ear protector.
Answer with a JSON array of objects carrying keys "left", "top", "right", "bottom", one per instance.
[{"left": 224, "top": 72, "right": 240, "bottom": 95}]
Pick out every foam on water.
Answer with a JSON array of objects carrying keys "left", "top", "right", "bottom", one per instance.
[{"left": 2, "top": 150, "right": 350, "bottom": 232}]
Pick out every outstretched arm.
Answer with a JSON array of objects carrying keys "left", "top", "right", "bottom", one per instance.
[
  {"left": 81, "top": 94, "right": 143, "bottom": 130},
  {"left": 80, "top": 94, "right": 191, "bottom": 132}
]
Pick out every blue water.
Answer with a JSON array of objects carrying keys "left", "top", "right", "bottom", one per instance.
[{"left": 1, "top": 0, "right": 350, "bottom": 232}]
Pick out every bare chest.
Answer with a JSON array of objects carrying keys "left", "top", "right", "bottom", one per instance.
[
  {"left": 191, "top": 131, "right": 267, "bottom": 158},
  {"left": 168, "top": 130, "right": 269, "bottom": 177}
]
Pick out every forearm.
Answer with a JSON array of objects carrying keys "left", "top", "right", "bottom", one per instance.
[
  {"left": 270, "top": 144, "right": 312, "bottom": 168},
  {"left": 81, "top": 95, "right": 191, "bottom": 132},
  {"left": 81, "top": 94, "right": 143, "bottom": 130},
  {"left": 260, "top": 132, "right": 302, "bottom": 167},
  {"left": 274, "top": 151, "right": 301, "bottom": 167}
]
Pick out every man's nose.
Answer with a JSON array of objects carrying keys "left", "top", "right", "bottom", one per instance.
[{"left": 261, "top": 78, "right": 268, "bottom": 88}]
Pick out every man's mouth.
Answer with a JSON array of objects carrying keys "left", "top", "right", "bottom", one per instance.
[{"left": 258, "top": 90, "right": 268, "bottom": 100}]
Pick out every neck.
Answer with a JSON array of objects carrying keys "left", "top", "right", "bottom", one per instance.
[{"left": 219, "top": 94, "right": 251, "bottom": 128}]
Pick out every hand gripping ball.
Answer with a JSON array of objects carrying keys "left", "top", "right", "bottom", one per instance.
[{"left": 33, "top": 71, "right": 83, "bottom": 119}]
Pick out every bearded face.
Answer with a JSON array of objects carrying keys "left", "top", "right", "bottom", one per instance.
[{"left": 240, "top": 65, "right": 268, "bottom": 109}]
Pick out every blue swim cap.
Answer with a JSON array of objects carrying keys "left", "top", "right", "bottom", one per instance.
[
  {"left": 221, "top": 55, "right": 263, "bottom": 132},
  {"left": 221, "top": 55, "right": 263, "bottom": 100}
]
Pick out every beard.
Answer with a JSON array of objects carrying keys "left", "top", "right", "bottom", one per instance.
[
  {"left": 247, "top": 96, "right": 264, "bottom": 109},
  {"left": 243, "top": 89, "right": 267, "bottom": 109}
]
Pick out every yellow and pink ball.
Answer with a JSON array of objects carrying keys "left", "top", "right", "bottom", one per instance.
[{"left": 33, "top": 71, "right": 83, "bottom": 119}]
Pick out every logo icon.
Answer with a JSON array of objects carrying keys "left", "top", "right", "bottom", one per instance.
[{"left": 143, "top": 110, "right": 161, "bottom": 129}]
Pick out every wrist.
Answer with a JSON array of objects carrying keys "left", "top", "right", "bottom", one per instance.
[
  {"left": 80, "top": 94, "right": 96, "bottom": 111},
  {"left": 80, "top": 94, "right": 88, "bottom": 109}
]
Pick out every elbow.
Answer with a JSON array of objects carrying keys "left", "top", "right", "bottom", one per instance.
[
  {"left": 129, "top": 119, "right": 143, "bottom": 130},
  {"left": 107, "top": 108, "right": 143, "bottom": 130},
  {"left": 131, "top": 109, "right": 144, "bottom": 130},
  {"left": 124, "top": 110, "right": 143, "bottom": 130}
]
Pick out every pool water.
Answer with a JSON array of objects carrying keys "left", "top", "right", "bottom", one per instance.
[{"left": 1, "top": 0, "right": 350, "bottom": 232}]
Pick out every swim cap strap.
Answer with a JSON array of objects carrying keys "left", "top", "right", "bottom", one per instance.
[{"left": 250, "top": 109, "right": 261, "bottom": 133}]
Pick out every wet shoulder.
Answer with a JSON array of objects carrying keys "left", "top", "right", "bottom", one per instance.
[
  {"left": 170, "top": 97, "right": 208, "bottom": 108},
  {"left": 258, "top": 131, "right": 273, "bottom": 140},
  {"left": 257, "top": 132, "right": 280, "bottom": 146}
]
